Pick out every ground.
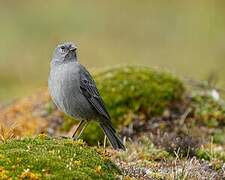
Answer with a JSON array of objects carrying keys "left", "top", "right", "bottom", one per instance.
[{"left": 0, "top": 66, "right": 224, "bottom": 179}]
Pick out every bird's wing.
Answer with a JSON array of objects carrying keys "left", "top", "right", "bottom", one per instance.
[{"left": 79, "top": 65, "right": 111, "bottom": 120}]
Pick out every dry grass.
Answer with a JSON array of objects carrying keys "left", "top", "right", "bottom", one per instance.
[
  {"left": 0, "top": 89, "right": 49, "bottom": 139},
  {"left": 107, "top": 136, "right": 225, "bottom": 180}
]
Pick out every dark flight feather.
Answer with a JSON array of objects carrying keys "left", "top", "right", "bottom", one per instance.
[{"left": 79, "top": 65, "right": 111, "bottom": 120}]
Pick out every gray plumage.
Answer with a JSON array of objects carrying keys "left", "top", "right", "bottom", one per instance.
[{"left": 48, "top": 42, "right": 125, "bottom": 150}]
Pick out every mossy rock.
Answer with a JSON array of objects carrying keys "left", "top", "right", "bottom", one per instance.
[
  {"left": 0, "top": 136, "right": 120, "bottom": 179},
  {"left": 62, "top": 66, "right": 185, "bottom": 145}
]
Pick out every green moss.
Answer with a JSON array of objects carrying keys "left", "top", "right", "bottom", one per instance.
[
  {"left": 80, "top": 122, "right": 105, "bottom": 145},
  {"left": 95, "top": 66, "right": 184, "bottom": 122},
  {"left": 138, "top": 136, "right": 172, "bottom": 161},
  {"left": 196, "top": 147, "right": 225, "bottom": 162},
  {"left": 196, "top": 149, "right": 211, "bottom": 161},
  {"left": 191, "top": 94, "right": 225, "bottom": 128},
  {"left": 62, "top": 66, "right": 185, "bottom": 145},
  {"left": 213, "top": 130, "right": 225, "bottom": 144},
  {"left": 0, "top": 136, "right": 120, "bottom": 179}
]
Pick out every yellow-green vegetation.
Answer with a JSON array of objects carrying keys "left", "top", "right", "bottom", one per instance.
[
  {"left": 0, "top": 136, "right": 120, "bottom": 179},
  {"left": 62, "top": 66, "right": 184, "bottom": 144},
  {"left": 196, "top": 144, "right": 225, "bottom": 162},
  {"left": 191, "top": 93, "right": 225, "bottom": 128},
  {"left": 95, "top": 66, "right": 184, "bottom": 122}
]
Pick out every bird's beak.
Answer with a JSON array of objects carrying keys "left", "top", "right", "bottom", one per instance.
[{"left": 70, "top": 46, "right": 77, "bottom": 52}]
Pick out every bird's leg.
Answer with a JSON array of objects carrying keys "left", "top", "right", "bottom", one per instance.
[{"left": 72, "top": 120, "right": 88, "bottom": 140}]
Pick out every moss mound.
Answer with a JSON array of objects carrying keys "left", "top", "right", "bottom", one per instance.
[
  {"left": 65, "top": 66, "right": 185, "bottom": 144},
  {"left": 0, "top": 136, "right": 120, "bottom": 179},
  {"left": 95, "top": 66, "right": 184, "bottom": 122}
]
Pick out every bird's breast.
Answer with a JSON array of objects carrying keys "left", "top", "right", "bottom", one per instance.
[
  {"left": 48, "top": 63, "right": 95, "bottom": 120},
  {"left": 49, "top": 63, "right": 79, "bottom": 110}
]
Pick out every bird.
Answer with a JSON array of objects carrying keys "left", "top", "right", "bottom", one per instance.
[{"left": 48, "top": 42, "right": 125, "bottom": 150}]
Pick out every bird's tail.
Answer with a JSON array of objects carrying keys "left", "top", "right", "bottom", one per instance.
[{"left": 100, "top": 121, "right": 125, "bottom": 151}]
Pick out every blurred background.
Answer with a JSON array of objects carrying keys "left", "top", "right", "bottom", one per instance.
[{"left": 0, "top": 0, "right": 225, "bottom": 102}]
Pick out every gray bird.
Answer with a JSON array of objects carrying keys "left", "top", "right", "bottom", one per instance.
[{"left": 48, "top": 42, "right": 125, "bottom": 150}]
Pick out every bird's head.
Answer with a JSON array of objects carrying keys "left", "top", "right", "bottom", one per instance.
[{"left": 52, "top": 42, "right": 78, "bottom": 64}]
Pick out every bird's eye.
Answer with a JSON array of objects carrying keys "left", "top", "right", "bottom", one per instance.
[{"left": 60, "top": 46, "right": 66, "bottom": 53}]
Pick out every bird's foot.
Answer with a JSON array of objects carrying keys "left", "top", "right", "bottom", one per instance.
[{"left": 72, "top": 135, "right": 79, "bottom": 141}]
